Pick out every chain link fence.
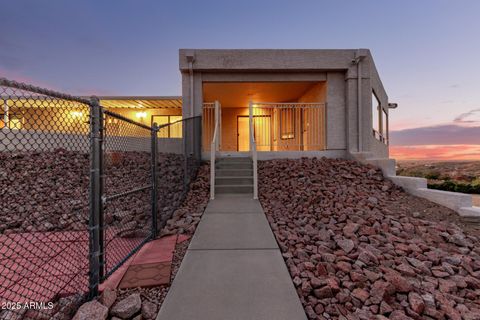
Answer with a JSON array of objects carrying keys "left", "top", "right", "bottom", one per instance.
[
  {"left": 0, "top": 78, "right": 202, "bottom": 319},
  {"left": 0, "top": 79, "right": 91, "bottom": 319}
]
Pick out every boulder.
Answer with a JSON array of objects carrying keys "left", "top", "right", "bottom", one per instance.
[{"left": 72, "top": 301, "right": 108, "bottom": 320}]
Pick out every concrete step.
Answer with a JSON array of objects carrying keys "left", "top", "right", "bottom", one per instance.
[
  {"left": 215, "top": 184, "right": 253, "bottom": 194},
  {"left": 217, "top": 157, "right": 252, "bottom": 163},
  {"left": 216, "top": 169, "right": 253, "bottom": 177},
  {"left": 216, "top": 162, "right": 252, "bottom": 170},
  {"left": 216, "top": 176, "right": 253, "bottom": 185}
]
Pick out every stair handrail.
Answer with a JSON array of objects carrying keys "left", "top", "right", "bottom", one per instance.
[
  {"left": 249, "top": 100, "right": 258, "bottom": 199},
  {"left": 210, "top": 100, "right": 220, "bottom": 199}
]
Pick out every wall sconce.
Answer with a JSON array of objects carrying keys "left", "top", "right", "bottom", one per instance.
[
  {"left": 70, "top": 111, "right": 84, "bottom": 119},
  {"left": 136, "top": 111, "right": 147, "bottom": 119}
]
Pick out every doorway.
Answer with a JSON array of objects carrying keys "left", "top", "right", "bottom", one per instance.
[
  {"left": 237, "top": 117, "right": 250, "bottom": 151},
  {"left": 237, "top": 116, "right": 271, "bottom": 151}
]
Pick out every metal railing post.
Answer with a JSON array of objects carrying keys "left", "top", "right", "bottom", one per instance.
[
  {"left": 249, "top": 101, "right": 258, "bottom": 199},
  {"left": 151, "top": 123, "right": 159, "bottom": 238},
  {"left": 88, "top": 96, "right": 104, "bottom": 299}
]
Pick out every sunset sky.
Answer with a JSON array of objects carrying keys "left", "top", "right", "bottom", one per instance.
[{"left": 1, "top": 0, "right": 479, "bottom": 160}]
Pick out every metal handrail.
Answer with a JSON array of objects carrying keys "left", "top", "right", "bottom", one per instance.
[
  {"left": 210, "top": 101, "right": 220, "bottom": 199},
  {"left": 250, "top": 102, "right": 326, "bottom": 151},
  {"left": 249, "top": 101, "right": 258, "bottom": 199},
  {"left": 372, "top": 128, "right": 387, "bottom": 144}
]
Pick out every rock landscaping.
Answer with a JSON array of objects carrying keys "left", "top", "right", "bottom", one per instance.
[
  {"left": 1, "top": 148, "right": 208, "bottom": 320},
  {"left": 0, "top": 149, "right": 188, "bottom": 234},
  {"left": 259, "top": 157, "right": 480, "bottom": 320}
]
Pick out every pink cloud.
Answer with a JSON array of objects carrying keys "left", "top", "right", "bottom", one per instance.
[{"left": 390, "top": 145, "right": 480, "bottom": 161}]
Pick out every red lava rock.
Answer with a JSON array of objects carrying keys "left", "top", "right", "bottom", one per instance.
[
  {"left": 313, "top": 286, "right": 334, "bottom": 299},
  {"left": 336, "top": 238, "right": 355, "bottom": 254},
  {"left": 258, "top": 158, "right": 480, "bottom": 319},
  {"left": 141, "top": 300, "right": 158, "bottom": 320},
  {"left": 351, "top": 288, "right": 369, "bottom": 302},
  {"left": 438, "top": 278, "right": 457, "bottom": 293},
  {"left": 384, "top": 269, "right": 413, "bottom": 293},
  {"left": 407, "top": 292, "right": 425, "bottom": 314},
  {"left": 380, "top": 301, "right": 393, "bottom": 315},
  {"left": 389, "top": 310, "right": 413, "bottom": 320},
  {"left": 310, "top": 277, "right": 324, "bottom": 289},
  {"left": 343, "top": 223, "right": 360, "bottom": 238}
]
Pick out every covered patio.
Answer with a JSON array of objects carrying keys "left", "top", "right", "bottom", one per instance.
[{"left": 201, "top": 82, "right": 327, "bottom": 153}]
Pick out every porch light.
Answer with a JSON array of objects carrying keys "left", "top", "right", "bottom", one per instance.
[
  {"left": 70, "top": 111, "right": 84, "bottom": 119},
  {"left": 136, "top": 111, "right": 147, "bottom": 119}
]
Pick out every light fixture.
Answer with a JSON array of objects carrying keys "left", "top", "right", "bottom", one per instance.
[
  {"left": 136, "top": 111, "right": 147, "bottom": 119},
  {"left": 70, "top": 111, "right": 84, "bottom": 119}
]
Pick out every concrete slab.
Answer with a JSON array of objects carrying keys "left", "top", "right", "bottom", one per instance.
[
  {"left": 156, "top": 249, "right": 307, "bottom": 320},
  {"left": 459, "top": 206, "right": 480, "bottom": 218},
  {"left": 189, "top": 214, "right": 278, "bottom": 250},
  {"left": 206, "top": 194, "right": 263, "bottom": 213}
]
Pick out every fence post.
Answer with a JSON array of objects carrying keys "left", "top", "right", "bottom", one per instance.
[
  {"left": 88, "top": 96, "right": 104, "bottom": 299},
  {"left": 183, "top": 118, "right": 189, "bottom": 190},
  {"left": 151, "top": 123, "right": 159, "bottom": 238}
]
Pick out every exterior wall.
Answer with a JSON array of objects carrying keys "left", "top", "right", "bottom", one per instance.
[
  {"left": 368, "top": 54, "right": 389, "bottom": 157},
  {"left": 106, "top": 107, "right": 181, "bottom": 127},
  {"left": 325, "top": 72, "right": 346, "bottom": 150},
  {"left": 222, "top": 107, "right": 249, "bottom": 151}
]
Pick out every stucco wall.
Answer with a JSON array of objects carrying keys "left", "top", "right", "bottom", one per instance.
[
  {"left": 368, "top": 53, "right": 389, "bottom": 157},
  {"left": 325, "top": 72, "right": 347, "bottom": 150}
]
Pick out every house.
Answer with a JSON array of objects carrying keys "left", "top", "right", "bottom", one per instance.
[
  {"left": 100, "top": 49, "right": 396, "bottom": 197},
  {"left": 177, "top": 49, "right": 393, "bottom": 162},
  {"left": 1, "top": 49, "right": 396, "bottom": 197}
]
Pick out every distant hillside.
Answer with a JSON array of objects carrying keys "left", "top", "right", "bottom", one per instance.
[{"left": 396, "top": 160, "right": 480, "bottom": 195}]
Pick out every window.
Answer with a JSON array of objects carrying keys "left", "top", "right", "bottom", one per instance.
[
  {"left": 371, "top": 91, "right": 387, "bottom": 144},
  {"left": 382, "top": 109, "right": 388, "bottom": 144},
  {"left": 372, "top": 92, "right": 380, "bottom": 134},
  {"left": 280, "top": 108, "right": 295, "bottom": 139},
  {"left": 0, "top": 112, "right": 24, "bottom": 129},
  {"left": 152, "top": 115, "right": 182, "bottom": 138}
]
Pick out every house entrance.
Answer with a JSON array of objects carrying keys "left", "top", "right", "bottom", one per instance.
[{"left": 237, "top": 115, "right": 271, "bottom": 152}]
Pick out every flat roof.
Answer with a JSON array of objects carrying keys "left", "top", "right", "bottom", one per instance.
[{"left": 179, "top": 48, "right": 371, "bottom": 72}]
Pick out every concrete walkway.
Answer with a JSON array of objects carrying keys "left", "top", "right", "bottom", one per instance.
[{"left": 157, "top": 194, "right": 307, "bottom": 320}]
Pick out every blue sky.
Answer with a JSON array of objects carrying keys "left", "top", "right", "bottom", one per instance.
[{"left": 1, "top": 0, "right": 480, "bottom": 153}]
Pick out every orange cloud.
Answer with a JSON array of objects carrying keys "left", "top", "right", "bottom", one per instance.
[{"left": 390, "top": 145, "right": 480, "bottom": 161}]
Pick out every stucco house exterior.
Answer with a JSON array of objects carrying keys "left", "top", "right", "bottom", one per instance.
[{"left": 179, "top": 49, "right": 394, "bottom": 162}]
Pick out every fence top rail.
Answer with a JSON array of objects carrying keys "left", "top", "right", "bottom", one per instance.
[
  {"left": 0, "top": 77, "right": 91, "bottom": 105},
  {"left": 155, "top": 115, "right": 200, "bottom": 130},
  {"left": 252, "top": 102, "right": 326, "bottom": 107}
]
